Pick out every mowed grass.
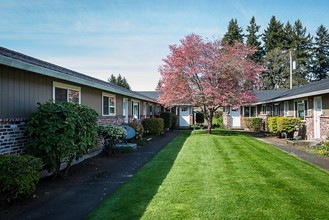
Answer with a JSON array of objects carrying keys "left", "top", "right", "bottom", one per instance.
[{"left": 87, "top": 130, "right": 329, "bottom": 219}]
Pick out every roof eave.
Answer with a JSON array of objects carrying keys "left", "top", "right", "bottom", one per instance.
[{"left": 0, "top": 55, "right": 157, "bottom": 103}]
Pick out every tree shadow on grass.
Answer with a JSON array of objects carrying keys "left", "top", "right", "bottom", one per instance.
[{"left": 87, "top": 131, "right": 192, "bottom": 220}]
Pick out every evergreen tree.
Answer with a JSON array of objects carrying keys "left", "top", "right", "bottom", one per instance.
[
  {"left": 109, "top": 74, "right": 117, "bottom": 84},
  {"left": 311, "top": 24, "right": 329, "bottom": 81},
  {"left": 283, "top": 21, "right": 294, "bottom": 49},
  {"left": 222, "top": 18, "right": 244, "bottom": 45},
  {"left": 261, "top": 48, "right": 290, "bottom": 89},
  {"left": 108, "top": 74, "right": 131, "bottom": 90},
  {"left": 291, "top": 19, "right": 313, "bottom": 85},
  {"left": 246, "top": 16, "right": 263, "bottom": 62},
  {"left": 262, "top": 16, "right": 285, "bottom": 52}
]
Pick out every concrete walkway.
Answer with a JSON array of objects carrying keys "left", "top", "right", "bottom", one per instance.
[
  {"left": 16, "top": 130, "right": 184, "bottom": 220},
  {"left": 246, "top": 131, "right": 329, "bottom": 172}
]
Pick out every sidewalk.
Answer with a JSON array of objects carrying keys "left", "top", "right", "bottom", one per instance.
[
  {"left": 246, "top": 131, "right": 329, "bottom": 172},
  {"left": 15, "top": 130, "right": 183, "bottom": 220}
]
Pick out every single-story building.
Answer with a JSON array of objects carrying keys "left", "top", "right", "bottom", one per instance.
[
  {"left": 0, "top": 46, "right": 162, "bottom": 155},
  {"left": 223, "top": 78, "right": 329, "bottom": 140},
  {"left": 138, "top": 91, "right": 193, "bottom": 129}
]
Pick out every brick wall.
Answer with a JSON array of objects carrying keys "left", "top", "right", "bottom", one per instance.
[
  {"left": 0, "top": 119, "right": 28, "bottom": 155},
  {"left": 1, "top": 116, "right": 128, "bottom": 156},
  {"left": 304, "top": 116, "right": 313, "bottom": 140},
  {"left": 320, "top": 116, "right": 329, "bottom": 140},
  {"left": 97, "top": 116, "right": 125, "bottom": 126}
]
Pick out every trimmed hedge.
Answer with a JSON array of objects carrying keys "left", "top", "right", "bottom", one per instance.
[
  {"left": 0, "top": 155, "right": 42, "bottom": 204},
  {"left": 268, "top": 116, "right": 301, "bottom": 137},
  {"left": 268, "top": 116, "right": 279, "bottom": 133},
  {"left": 159, "top": 112, "right": 172, "bottom": 130},
  {"left": 142, "top": 118, "right": 164, "bottom": 136},
  {"left": 243, "top": 118, "right": 263, "bottom": 131},
  {"left": 128, "top": 121, "right": 144, "bottom": 139}
]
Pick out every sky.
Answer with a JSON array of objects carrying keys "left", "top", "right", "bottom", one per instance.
[{"left": 1, "top": 0, "right": 329, "bottom": 91}]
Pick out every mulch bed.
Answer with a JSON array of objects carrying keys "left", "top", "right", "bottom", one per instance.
[{"left": 0, "top": 153, "right": 125, "bottom": 220}]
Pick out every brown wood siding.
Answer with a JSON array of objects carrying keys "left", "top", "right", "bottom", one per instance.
[
  {"left": 116, "top": 95, "right": 123, "bottom": 117},
  {"left": 81, "top": 87, "right": 102, "bottom": 115},
  {"left": 0, "top": 65, "right": 52, "bottom": 118}
]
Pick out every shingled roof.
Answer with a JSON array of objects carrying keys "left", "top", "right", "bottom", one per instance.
[
  {"left": 0, "top": 46, "right": 157, "bottom": 102},
  {"left": 252, "top": 78, "right": 329, "bottom": 104}
]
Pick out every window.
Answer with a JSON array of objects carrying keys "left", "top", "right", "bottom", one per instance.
[
  {"left": 283, "top": 101, "right": 289, "bottom": 117},
  {"left": 273, "top": 103, "right": 280, "bottom": 116},
  {"left": 243, "top": 106, "right": 256, "bottom": 117},
  {"left": 132, "top": 100, "right": 140, "bottom": 119},
  {"left": 262, "top": 105, "right": 267, "bottom": 115},
  {"left": 102, "top": 93, "right": 116, "bottom": 116},
  {"left": 53, "top": 82, "right": 81, "bottom": 104},
  {"left": 295, "top": 100, "right": 307, "bottom": 119}
]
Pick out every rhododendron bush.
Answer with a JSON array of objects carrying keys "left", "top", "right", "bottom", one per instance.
[{"left": 157, "top": 34, "right": 263, "bottom": 133}]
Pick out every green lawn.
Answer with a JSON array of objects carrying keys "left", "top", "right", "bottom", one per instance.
[{"left": 87, "top": 130, "right": 329, "bottom": 219}]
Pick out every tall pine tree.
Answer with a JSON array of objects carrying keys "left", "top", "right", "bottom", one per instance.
[
  {"left": 262, "top": 16, "right": 285, "bottom": 52},
  {"left": 222, "top": 18, "right": 244, "bottom": 45},
  {"left": 246, "top": 16, "right": 263, "bottom": 62},
  {"left": 291, "top": 19, "right": 313, "bottom": 85},
  {"left": 311, "top": 24, "right": 329, "bottom": 81}
]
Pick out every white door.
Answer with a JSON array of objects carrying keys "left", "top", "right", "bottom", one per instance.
[
  {"left": 314, "top": 96, "right": 322, "bottom": 139},
  {"left": 230, "top": 107, "right": 241, "bottom": 127},
  {"left": 123, "top": 98, "right": 128, "bottom": 123},
  {"left": 179, "top": 107, "right": 190, "bottom": 127}
]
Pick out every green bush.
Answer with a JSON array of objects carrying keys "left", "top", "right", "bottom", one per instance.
[
  {"left": 196, "top": 112, "right": 205, "bottom": 124},
  {"left": 268, "top": 116, "right": 301, "bottom": 137},
  {"left": 26, "top": 102, "right": 98, "bottom": 176},
  {"left": 243, "top": 118, "right": 263, "bottom": 131},
  {"left": 142, "top": 118, "right": 164, "bottom": 136},
  {"left": 0, "top": 155, "right": 42, "bottom": 204},
  {"left": 128, "top": 121, "right": 144, "bottom": 140},
  {"left": 278, "top": 117, "right": 301, "bottom": 134},
  {"left": 212, "top": 112, "right": 223, "bottom": 128},
  {"left": 268, "top": 116, "right": 279, "bottom": 133},
  {"left": 159, "top": 112, "right": 172, "bottom": 130},
  {"left": 113, "top": 146, "right": 135, "bottom": 154},
  {"left": 171, "top": 114, "right": 178, "bottom": 129},
  {"left": 98, "top": 125, "right": 127, "bottom": 155}
]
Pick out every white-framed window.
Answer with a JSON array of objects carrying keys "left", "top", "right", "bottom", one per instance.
[
  {"left": 294, "top": 99, "right": 307, "bottom": 119},
  {"left": 132, "top": 100, "right": 140, "bottom": 119},
  {"left": 102, "top": 92, "right": 116, "bottom": 116},
  {"left": 53, "top": 82, "right": 81, "bottom": 104},
  {"left": 243, "top": 106, "right": 256, "bottom": 117}
]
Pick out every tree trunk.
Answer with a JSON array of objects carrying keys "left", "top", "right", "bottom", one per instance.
[{"left": 207, "top": 109, "right": 214, "bottom": 134}]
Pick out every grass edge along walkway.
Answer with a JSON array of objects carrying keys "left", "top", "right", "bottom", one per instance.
[{"left": 87, "top": 130, "right": 329, "bottom": 219}]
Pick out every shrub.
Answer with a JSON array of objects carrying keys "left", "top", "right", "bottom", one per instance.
[
  {"left": 98, "top": 125, "right": 126, "bottom": 155},
  {"left": 212, "top": 112, "right": 223, "bottom": 128},
  {"left": 26, "top": 102, "right": 98, "bottom": 176},
  {"left": 196, "top": 112, "right": 205, "bottom": 124},
  {"left": 171, "top": 114, "right": 178, "bottom": 129},
  {"left": 159, "top": 112, "right": 172, "bottom": 130},
  {"left": 277, "top": 117, "right": 301, "bottom": 138},
  {"left": 128, "top": 121, "right": 144, "bottom": 140},
  {"left": 0, "top": 155, "right": 42, "bottom": 204},
  {"left": 268, "top": 117, "right": 279, "bottom": 133},
  {"left": 243, "top": 118, "right": 263, "bottom": 131},
  {"left": 142, "top": 118, "right": 164, "bottom": 135}
]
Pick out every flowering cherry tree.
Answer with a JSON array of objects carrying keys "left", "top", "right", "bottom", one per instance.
[{"left": 157, "top": 34, "right": 263, "bottom": 133}]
